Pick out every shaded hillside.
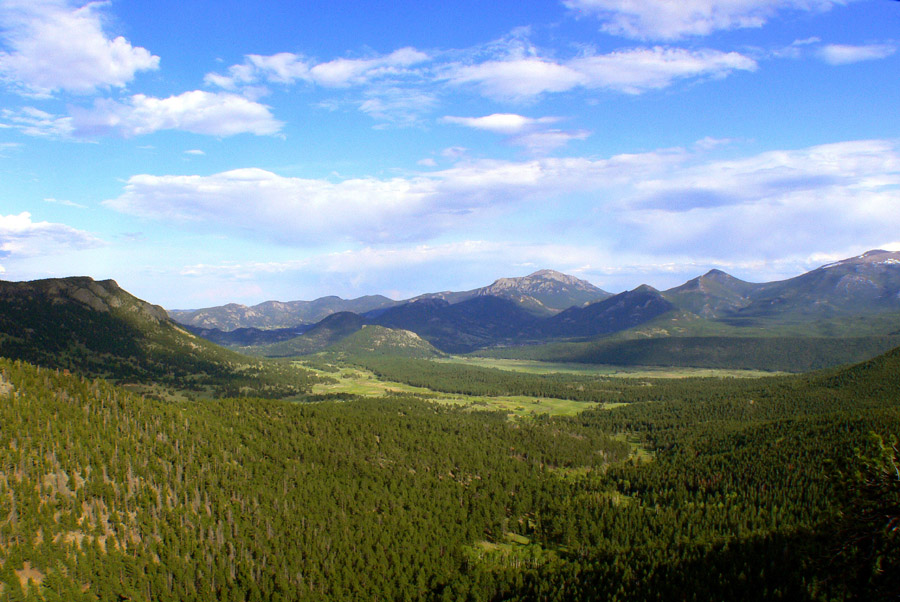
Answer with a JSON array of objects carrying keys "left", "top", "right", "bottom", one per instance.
[
  {"left": 483, "top": 334, "right": 900, "bottom": 372},
  {"left": 372, "top": 296, "right": 540, "bottom": 353},
  {"left": 253, "top": 312, "right": 367, "bottom": 357},
  {"left": 662, "top": 269, "right": 759, "bottom": 318},
  {"left": 0, "top": 277, "right": 322, "bottom": 397},
  {"left": 543, "top": 286, "right": 675, "bottom": 339},
  {"left": 183, "top": 324, "right": 311, "bottom": 347},
  {"left": 699, "top": 250, "right": 900, "bottom": 325}
]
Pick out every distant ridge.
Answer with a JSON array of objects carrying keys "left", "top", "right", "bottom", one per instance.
[
  {"left": 170, "top": 268, "right": 611, "bottom": 332},
  {"left": 169, "top": 294, "right": 400, "bottom": 331}
]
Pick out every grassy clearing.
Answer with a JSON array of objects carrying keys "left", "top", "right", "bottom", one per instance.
[
  {"left": 466, "top": 532, "right": 559, "bottom": 571},
  {"left": 440, "top": 356, "right": 784, "bottom": 378},
  {"left": 299, "top": 362, "right": 602, "bottom": 417},
  {"left": 306, "top": 364, "right": 436, "bottom": 397}
]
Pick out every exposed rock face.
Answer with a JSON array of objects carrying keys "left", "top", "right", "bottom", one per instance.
[{"left": 0, "top": 277, "right": 168, "bottom": 323}]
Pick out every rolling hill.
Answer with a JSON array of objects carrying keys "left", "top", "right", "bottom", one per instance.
[{"left": 324, "top": 324, "right": 444, "bottom": 358}]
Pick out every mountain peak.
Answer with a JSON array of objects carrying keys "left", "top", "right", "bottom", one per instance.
[
  {"left": 632, "top": 284, "right": 659, "bottom": 294},
  {"left": 527, "top": 269, "right": 579, "bottom": 283},
  {"left": 703, "top": 268, "right": 730, "bottom": 278},
  {"left": 820, "top": 249, "right": 900, "bottom": 270},
  {"left": 478, "top": 269, "right": 610, "bottom": 313}
]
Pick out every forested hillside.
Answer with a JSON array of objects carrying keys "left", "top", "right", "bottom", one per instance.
[{"left": 0, "top": 346, "right": 897, "bottom": 600}]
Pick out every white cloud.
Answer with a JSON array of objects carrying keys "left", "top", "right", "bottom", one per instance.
[
  {"left": 176, "top": 240, "right": 624, "bottom": 297},
  {"left": 619, "top": 140, "right": 900, "bottom": 259},
  {"left": 101, "top": 150, "right": 684, "bottom": 246},
  {"left": 44, "top": 197, "right": 86, "bottom": 209},
  {"left": 442, "top": 113, "right": 587, "bottom": 154},
  {"left": 510, "top": 130, "right": 591, "bottom": 154},
  {"left": 206, "top": 48, "right": 432, "bottom": 124},
  {"left": 0, "top": 142, "right": 20, "bottom": 156},
  {"left": 442, "top": 113, "right": 559, "bottom": 134},
  {"left": 693, "top": 136, "right": 737, "bottom": 150},
  {"left": 0, "top": 0, "right": 159, "bottom": 95},
  {"left": 0, "top": 211, "right": 103, "bottom": 257},
  {"left": 104, "top": 139, "right": 900, "bottom": 277},
  {"left": 569, "top": 46, "right": 756, "bottom": 94},
  {"left": 564, "top": 0, "right": 847, "bottom": 40},
  {"left": 445, "top": 58, "right": 585, "bottom": 100},
  {"left": 184, "top": 149, "right": 205, "bottom": 156},
  {"left": 1, "top": 106, "right": 73, "bottom": 137},
  {"left": 445, "top": 47, "right": 756, "bottom": 99},
  {"left": 817, "top": 43, "right": 897, "bottom": 65},
  {"left": 206, "top": 47, "right": 429, "bottom": 89},
  {"left": 357, "top": 87, "right": 437, "bottom": 125},
  {"left": 104, "top": 168, "right": 444, "bottom": 245},
  {"left": 71, "top": 91, "right": 282, "bottom": 137},
  {"left": 309, "top": 47, "right": 429, "bottom": 87}
]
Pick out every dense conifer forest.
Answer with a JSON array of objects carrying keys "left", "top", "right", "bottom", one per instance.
[{"left": 0, "top": 345, "right": 897, "bottom": 600}]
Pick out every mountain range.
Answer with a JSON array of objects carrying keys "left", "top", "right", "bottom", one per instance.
[
  {"left": 174, "top": 250, "right": 900, "bottom": 358},
  {"left": 1, "top": 250, "right": 898, "bottom": 374},
  {"left": 169, "top": 268, "right": 611, "bottom": 331}
]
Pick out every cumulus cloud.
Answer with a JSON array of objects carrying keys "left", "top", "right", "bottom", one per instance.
[
  {"left": 70, "top": 91, "right": 283, "bottom": 137},
  {"left": 0, "top": 212, "right": 103, "bottom": 257},
  {"left": 563, "top": 0, "right": 847, "bottom": 41},
  {"left": 0, "top": 0, "right": 159, "bottom": 96},
  {"left": 101, "top": 149, "right": 684, "bottom": 246},
  {"left": 817, "top": 43, "right": 897, "bottom": 65},
  {"left": 104, "top": 168, "right": 444, "bottom": 245},
  {"left": 619, "top": 140, "right": 900, "bottom": 258},
  {"left": 104, "top": 139, "right": 900, "bottom": 274}
]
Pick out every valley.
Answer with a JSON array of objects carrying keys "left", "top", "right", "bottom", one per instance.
[
  {"left": 0, "top": 251, "right": 897, "bottom": 600},
  {"left": 3, "top": 0, "right": 897, "bottom": 599}
]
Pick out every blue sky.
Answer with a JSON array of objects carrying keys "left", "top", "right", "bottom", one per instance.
[{"left": 1, "top": 0, "right": 899, "bottom": 309}]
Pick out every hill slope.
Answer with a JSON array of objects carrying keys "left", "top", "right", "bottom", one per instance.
[
  {"left": 0, "top": 277, "right": 321, "bottom": 397},
  {"left": 324, "top": 324, "right": 444, "bottom": 358}
]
